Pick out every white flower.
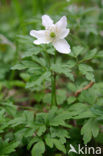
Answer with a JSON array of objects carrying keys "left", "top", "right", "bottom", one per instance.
[{"left": 30, "top": 15, "right": 71, "bottom": 54}]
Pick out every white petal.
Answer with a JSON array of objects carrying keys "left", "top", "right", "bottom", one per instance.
[
  {"left": 42, "top": 15, "right": 53, "bottom": 29},
  {"left": 56, "top": 16, "right": 67, "bottom": 30},
  {"left": 59, "top": 29, "right": 70, "bottom": 39},
  {"left": 30, "top": 30, "right": 46, "bottom": 38},
  {"left": 53, "top": 39, "right": 71, "bottom": 54},
  {"left": 33, "top": 38, "right": 50, "bottom": 45},
  {"left": 30, "top": 30, "right": 50, "bottom": 45}
]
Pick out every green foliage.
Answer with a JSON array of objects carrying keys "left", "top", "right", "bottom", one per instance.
[
  {"left": 31, "top": 141, "right": 45, "bottom": 156},
  {"left": 0, "top": 0, "right": 103, "bottom": 155},
  {"left": 81, "top": 119, "right": 99, "bottom": 144},
  {"left": 0, "top": 138, "right": 19, "bottom": 156},
  {"left": 51, "top": 62, "right": 74, "bottom": 81},
  {"left": 79, "top": 64, "right": 95, "bottom": 81}
]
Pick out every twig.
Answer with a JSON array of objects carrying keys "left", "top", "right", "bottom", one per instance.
[{"left": 74, "top": 81, "right": 94, "bottom": 97}]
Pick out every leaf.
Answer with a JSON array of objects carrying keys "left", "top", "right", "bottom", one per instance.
[
  {"left": 31, "top": 141, "right": 45, "bottom": 156},
  {"left": 96, "top": 50, "right": 103, "bottom": 58},
  {"left": 50, "top": 111, "right": 71, "bottom": 126},
  {"left": 36, "top": 113, "right": 47, "bottom": 124},
  {"left": 34, "top": 92, "right": 44, "bottom": 102},
  {"left": 11, "top": 64, "right": 26, "bottom": 70},
  {"left": 68, "top": 103, "right": 88, "bottom": 113},
  {"left": 27, "top": 137, "right": 40, "bottom": 150},
  {"left": 74, "top": 110, "right": 94, "bottom": 119},
  {"left": 20, "top": 73, "right": 30, "bottom": 81},
  {"left": 22, "top": 60, "right": 39, "bottom": 68},
  {"left": 51, "top": 63, "right": 74, "bottom": 81},
  {"left": 79, "top": 64, "right": 95, "bottom": 81},
  {"left": 86, "top": 72, "right": 95, "bottom": 81},
  {"left": 91, "top": 105, "right": 103, "bottom": 117},
  {"left": 72, "top": 46, "right": 84, "bottom": 57},
  {"left": 57, "top": 89, "right": 67, "bottom": 105},
  {"left": 24, "top": 111, "right": 34, "bottom": 123},
  {"left": 37, "top": 125, "right": 46, "bottom": 136},
  {"left": 9, "top": 111, "right": 34, "bottom": 128},
  {"left": 22, "top": 47, "right": 42, "bottom": 58},
  {"left": 67, "top": 96, "right": 76, "bottom": 105},
  {"left": 78, "top": 89, "right": 96, "bottom": 105},
  {"left": 50, "top": 127, "right": 69, "bottom": 143},
  {"left": 47, "top": 107, "right": 58, "bottom": 123},
  {"left": 46, "top": 107, "right": 72, "bottom": 128},
  {"left": 17, "top": 35, "right": 33, "bottom": 44},
  {"left": 81, "top": 119, "right": 99, "bottom": 144},
  {"left": 45, "top": 134, "right": 54, "bottom": 148},
  {"left": 0, "top": 110, "right": 9, "bottom": 133},
  {"left": 84, "top": 48, "right": 97, "bottom": 60},
  {"left": 47, "top": 47, "right": 55, "bottom": 55},
  {"left": 67, "top": 60, "right": 76, "bottom": 68},
  {"left": 43, "top": 93, "right": 51, "bottom": 104},
  {"left": 1, "top": 101, "right": 17, "bottom": 116},
  {"left": 68, "top": 103, "right": 94, "bottom": 118},
  {"left": 26, "top": 71, "right": 51, "bottom": 88},
  {"left": 67, "top": 82, "right": 77, "bottom": 92},
  {"left": 79, "top": 64, "right": 93, "bottom": 74},
  {"left": 32, "top": 56, "right": 46, "bottom": 67},
  {"left": 53, "top": 139, "right": 66, "bottom": 154},
  {"left": 0, "top": 139, "right": 19, "bottom": 155}
]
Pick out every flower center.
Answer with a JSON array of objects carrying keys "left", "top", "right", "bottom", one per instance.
[{"left": 50, "top": 32, "right": 56, "bottom": 38}]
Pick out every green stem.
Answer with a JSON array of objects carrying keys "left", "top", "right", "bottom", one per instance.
[
  {"left": 51, "top": 50, "right": 57, "bottom": 107},
  {"left": 44, "top": 48, "right": 57, "bottom": 107},
  {"left": 51, "top": 72, "right": 57, "bottom": 106}
]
